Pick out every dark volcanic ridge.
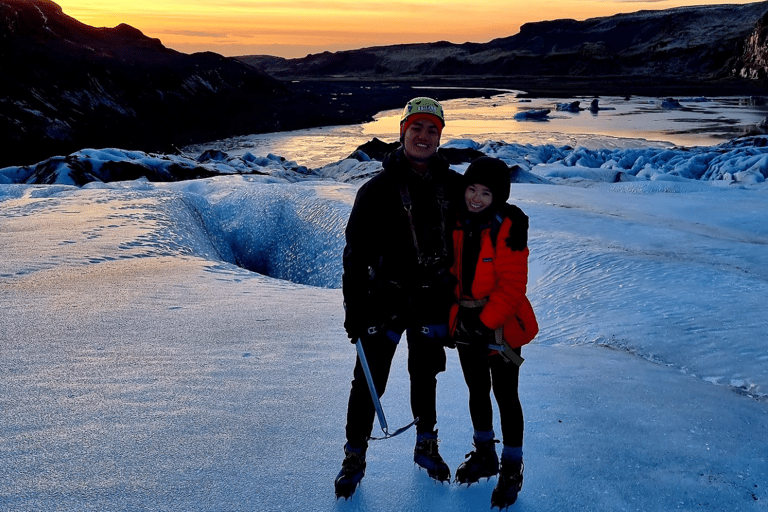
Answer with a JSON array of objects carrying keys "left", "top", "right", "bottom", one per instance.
[{"left": 2, "top": 0, "right": 767, "bottom": 169}]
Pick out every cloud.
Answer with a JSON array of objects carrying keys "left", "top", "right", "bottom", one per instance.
[{"left": 158, "top": 29, "right": 230, "bottom": 39}]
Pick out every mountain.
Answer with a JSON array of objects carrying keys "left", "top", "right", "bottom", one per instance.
[
  {"left": 0, "top": 0, "right": 281, "bottom": 166},
  {"left": 238, "top": 2, "right": 768, "bottom": 87},
  {"left": 0, "top": 0, "right": 458, "bottom": 168},
  {"left": 3, "top": 0, "right": 767, "bottom": 169},
  {"left": 0, "top": 0, "right": 500, "bottom": 168}
]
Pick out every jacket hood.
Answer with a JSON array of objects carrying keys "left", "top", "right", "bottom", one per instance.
[{"left": 462, "top": 156, "right": 511, "bottom": 208}]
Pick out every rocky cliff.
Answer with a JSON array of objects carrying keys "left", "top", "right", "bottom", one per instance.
[
  {"left": 735, "top": 11, "right": 768, "bottom": 79},
  {"left": 3, "top": 0, "right": 767, "bottom": 169}
]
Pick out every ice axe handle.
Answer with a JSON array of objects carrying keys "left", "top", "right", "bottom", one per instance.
[{"left": 355, "top": 339, "right": 388, "bottom": 433}]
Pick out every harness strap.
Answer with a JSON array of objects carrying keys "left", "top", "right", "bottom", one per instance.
[
  {"left": 399, "top": 183, "right": 449, "bottom": 267},
  {"left": 458, "top": 298, "right": 488, "bottom": 308},
  {"left": 399, "top": 186, "right": 424, "bottom": 265},
  {"left": 435, "top": 186, "right": 449, "bottom": 261}
]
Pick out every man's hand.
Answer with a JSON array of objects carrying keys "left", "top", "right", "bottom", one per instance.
[
  {"left": 344, "top": 301, "right": 367, "bottom": 343},
  {"left": 344, "top": 316, "right": 365, "bottom": 343}
]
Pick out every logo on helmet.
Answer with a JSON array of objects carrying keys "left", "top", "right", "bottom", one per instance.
[{"left": 415, "top": 104, "right": 439, "bottom": 114}]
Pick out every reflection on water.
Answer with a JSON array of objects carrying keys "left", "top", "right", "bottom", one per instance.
[{"left": 184, "top": 93, "right": 768, "bottom": 168}]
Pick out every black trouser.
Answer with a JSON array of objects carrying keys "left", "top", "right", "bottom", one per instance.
[
  {"left": 457, "top": 343, "right": 523, "bottom": 447},
  {"left": 344, "top": 327, "right": 447, "bottom": 448}
]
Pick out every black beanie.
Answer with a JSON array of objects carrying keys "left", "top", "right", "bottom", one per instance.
[{"left": 463, "top": 156, "right": 511, "bottom": 207}]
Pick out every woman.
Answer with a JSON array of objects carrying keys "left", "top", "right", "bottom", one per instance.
[{"left": 449, "top": 156, "right": 538, "bottom": 509}]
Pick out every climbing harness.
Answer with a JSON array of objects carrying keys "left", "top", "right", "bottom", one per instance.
[
  {"left": 399, "top": 183, "right": 450, "bottom": 268},
  {"left": 457, "top": 298, "right": 525, "bottom": 367}
]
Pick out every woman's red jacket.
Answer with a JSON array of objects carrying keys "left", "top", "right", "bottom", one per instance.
[{"left": 449, "top": 215, "right": 538, "bottom": 348}]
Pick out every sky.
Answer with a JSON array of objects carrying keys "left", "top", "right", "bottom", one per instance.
[{"left": 53, "top": 0, "right": 761, "bottom": 58}]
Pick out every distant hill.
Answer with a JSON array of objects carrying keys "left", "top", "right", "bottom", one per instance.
[
  {"left": 238, "top": 2, "right": 768, "bottom": 85},
  {"left": 0, "top": 0, "right": 463, "bottom": 167},
  {"left": 0, "top": 0, "right": 287, "bottom": 166},
  {"left": 2, "top": 0, "right": 767, "bottom": 169}
]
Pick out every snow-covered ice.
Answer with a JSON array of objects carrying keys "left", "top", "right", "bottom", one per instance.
[{"left": 2, "top": 95, "right": 768, "bottom": 511}]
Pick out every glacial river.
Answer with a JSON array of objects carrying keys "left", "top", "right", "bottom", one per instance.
[{"left": 184, "top": 92, "right": 768, "bottom": 168}]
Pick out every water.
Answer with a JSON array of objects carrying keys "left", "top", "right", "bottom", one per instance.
[{"left": 183, "top": 92, "right": 768, "bottom": 168}]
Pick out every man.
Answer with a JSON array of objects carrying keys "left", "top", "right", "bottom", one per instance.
[{"left": 335, "top": 97, "right": 463, "bottom": 499}]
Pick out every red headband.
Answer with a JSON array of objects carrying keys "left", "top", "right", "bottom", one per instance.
[{"left": 400, "top": 113, "right": 444, "bottom": 138}]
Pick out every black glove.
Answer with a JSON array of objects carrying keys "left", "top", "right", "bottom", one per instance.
[
  {"left": 344, "top": 316, "right": 365, "bottom": 343},
  {"left": 343, "top": 302, "right": 368, "bottom": 343},
  {"left": 455, "top": 307, "right": 494, "bottom": 345}
]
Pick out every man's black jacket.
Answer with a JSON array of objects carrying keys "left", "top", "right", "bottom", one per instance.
[{"left": 342, "top": 147, "right": 463, "bottom": 336}]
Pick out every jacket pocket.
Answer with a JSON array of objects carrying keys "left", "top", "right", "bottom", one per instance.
[{"left": 503, "top": 297, "right": 539, "bottom": 348}]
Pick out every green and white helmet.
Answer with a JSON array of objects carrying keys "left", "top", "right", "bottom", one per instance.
[{"left": 400, "top": 97, "right": 445, "bottom": 128}]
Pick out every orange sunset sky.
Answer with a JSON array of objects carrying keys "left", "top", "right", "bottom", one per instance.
[{"left": 55, "top": 0, "right": 760, "bottom": 59}]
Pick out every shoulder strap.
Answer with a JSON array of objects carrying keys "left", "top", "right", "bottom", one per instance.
[
  {"left": 398, "top": 183, "right": 449, "bottom": 266},
  {"left": 490, "top": 212, "right": 504, "bottom": 249},
  {"left": 398, "top": 184, "right": 423, "bottom": 264}
]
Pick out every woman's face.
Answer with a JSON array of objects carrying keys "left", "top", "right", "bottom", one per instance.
[{"left": 464, "top": 183, "right": 493, "bottom": 213}]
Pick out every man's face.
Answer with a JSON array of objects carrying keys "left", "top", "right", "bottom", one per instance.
[{"left": 403, "top": 118, "right": 441, "bottom": 163}]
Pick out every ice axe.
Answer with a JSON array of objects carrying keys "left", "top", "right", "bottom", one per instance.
[{"left": 355, "top": 339, "right": 418, "bottom": 440}]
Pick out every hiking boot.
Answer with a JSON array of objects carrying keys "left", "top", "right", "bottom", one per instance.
[
  {"left": 334, "top": 444, "right": 366, "bottom": 499},
  {"left": 413, "top": 430, "right": 451, "bottom": 482},
  {"left": 455, "top": 439, "right": 499, "bottom": 485},
  {"left": 491, "top": 458, "right": 524, "bottom": 509}
]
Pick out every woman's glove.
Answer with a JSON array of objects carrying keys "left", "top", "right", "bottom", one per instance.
[{"left": 455, "top": 308, "right": 494, "bottom": 344}]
